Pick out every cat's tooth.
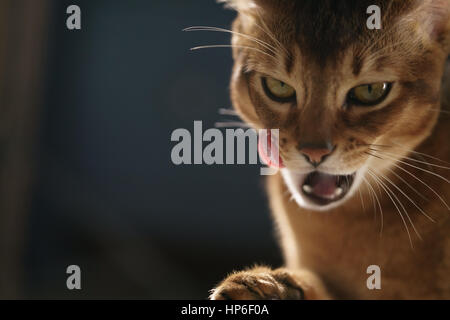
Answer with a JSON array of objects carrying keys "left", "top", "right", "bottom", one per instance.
[
  {"left": 334, "top": 187, "right": 343, "bottom": 197},
  {"left": 303, "top": 184, "right": 313, "bottom": 194}
]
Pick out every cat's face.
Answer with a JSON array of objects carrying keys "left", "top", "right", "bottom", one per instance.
[{"left": 227, "top": 0, "right": 450, "bottom": 210}]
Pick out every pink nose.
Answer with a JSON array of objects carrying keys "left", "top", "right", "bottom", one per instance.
[{"left": 300, "top": 147, "right": 334, "bottom": 166}]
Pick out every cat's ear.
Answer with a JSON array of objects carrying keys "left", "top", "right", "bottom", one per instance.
[
  {"left": 218, "top": 0, "right": 259, "bottom": 13},
  {"left": 218, "top": 0, "right": 261, "bottom": 26},
  {"left": 219, "top": 0, "right": 261, "bottom": 59},
  {"left": 408, "top": 0, "right": 450, "bottom": 44}
]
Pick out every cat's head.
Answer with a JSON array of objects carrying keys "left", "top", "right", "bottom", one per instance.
[{"left": 224, "top": 0, "right": 450, "bottom": 211}]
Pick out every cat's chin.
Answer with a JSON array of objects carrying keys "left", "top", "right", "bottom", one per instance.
[{"left": 281, "top": 168, "right": 363, "bottom": 211}]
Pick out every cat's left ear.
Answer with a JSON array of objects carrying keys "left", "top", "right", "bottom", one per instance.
[
  {"left": 218, "top": 0, "right": 259, "bottom": 13},
  {"left": 413, "top": 0, "right": 450, "bottom": 44}
]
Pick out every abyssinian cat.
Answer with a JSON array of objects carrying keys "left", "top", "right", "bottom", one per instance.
[{"left": 208, "top": 0, "right": 450, "bottom": 299}]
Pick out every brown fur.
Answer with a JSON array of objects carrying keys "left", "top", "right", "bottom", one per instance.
[{"left": 211, "top": 0, "right": 450, "bottom": 299}]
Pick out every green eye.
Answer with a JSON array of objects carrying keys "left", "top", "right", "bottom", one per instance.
[
  {"left": 262, "top": 77, "right": 296, "bottom": 102},
  {"left": 348, "top": 82, "right": 392, "bottom": 106}
]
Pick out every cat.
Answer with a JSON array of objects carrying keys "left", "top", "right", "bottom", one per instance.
[{"left": 209, "top": 0, "right": 450, "bottom": 299}]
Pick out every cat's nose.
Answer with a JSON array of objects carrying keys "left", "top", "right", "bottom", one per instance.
[{"left": 298, "top": 142, "right": 335, "bottom": 167}]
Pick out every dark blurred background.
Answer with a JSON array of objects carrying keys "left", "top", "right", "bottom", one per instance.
[{"left": 0, "top": 0, "right": 282, "bottom": 299}]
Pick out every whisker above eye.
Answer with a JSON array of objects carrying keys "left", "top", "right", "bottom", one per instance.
[
  {"left": 189, "top": 44, "right": 276, "bottom": 59},
  {"left": 365, "top": 39, "right": 422, "bottom": 60},
  {"left": 218, "top": 108, "right": 239, "bottom": 116},
  {"left": 214, "top": 121, "right": 253, "bottom": 128},
  {"left": 253, "top": 9, "right": 291, "bottom": 59},
  {"left": 183, "top": 26, "right": 279, "bottom": 56}
]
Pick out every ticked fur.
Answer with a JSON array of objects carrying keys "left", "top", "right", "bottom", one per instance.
[{"left": 211, "top": 0, "right": 450, "bottom": 299}]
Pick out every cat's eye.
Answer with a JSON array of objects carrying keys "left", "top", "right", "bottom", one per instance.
[
  {"left": 262, "top": 77, "right": 296, "bottom": 103},
  {"left": 347, "top": 82, "right": 392, "bottom": 106}
]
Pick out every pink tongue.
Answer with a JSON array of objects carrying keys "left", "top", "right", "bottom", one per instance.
[
  {"left": 258, "top": 130, "right": 284, "bottom": 169},
  {"left": 309, "top": 173, "right": 337, "bottom": 197}
]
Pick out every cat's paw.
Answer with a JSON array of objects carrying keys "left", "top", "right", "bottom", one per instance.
[{"left": 210, "top": 268, "right": 304, "bottom": 300}]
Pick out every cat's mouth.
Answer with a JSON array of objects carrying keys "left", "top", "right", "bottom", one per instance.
[{"left": 301, "top": 171, "right": 356, "bottom": 206}]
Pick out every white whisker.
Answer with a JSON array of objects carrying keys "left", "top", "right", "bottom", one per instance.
[
  {"left": 370, "top": 148, "right": 450, "bottom": 170},
  {"left": 388, "top": 142, "right": 450, "bottom": 165},
  {"left": 390, "top": 162, "right": 450, "bottom": 211},
  {"left": 428, "top": 108, "right": 450, "bottom": 115},
  {"left": 184, "top": 26, "right": 279, "bottom": 56},
  {"left": 253, "top": 9, "right": 291, "bottom": 59},
  {"left": 360, "top": 142, "right": 450, "bottom": 166},
  {"left": 367, "top": 151, "right": 450, "bottom": 184},
  {"left": 362, "top": 175, "right": 384, "bottom": 235},
  {"left": 372, "top": 168, "right": 435, "bottom": 223},
  {"left": 374, "top": 169, "right": 424, "bottom": 240},
  {"left": 218, "top": 108, "right": 238, "bottom": 116},
  {"left": 386, "top": 167, "right": 428, "bottom": 202},
  {"left": 367, "top": 169, "right": 414, "bottom": 248},
  {"left": 214, "top": 121, "right": 252, "bottom": 128},
  {"left": 190, "top": 45, "right": 276, "bottom": 59},
  {"left": 354, "top": 175, "right": 365, "bottom": 213},
  {"left": 366, "top": 150, "right": 450, "bottom": 212}
]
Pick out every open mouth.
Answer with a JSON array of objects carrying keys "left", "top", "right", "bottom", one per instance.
[{"left": 301, "top": 172, "right": 356, "bottom": 206}]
